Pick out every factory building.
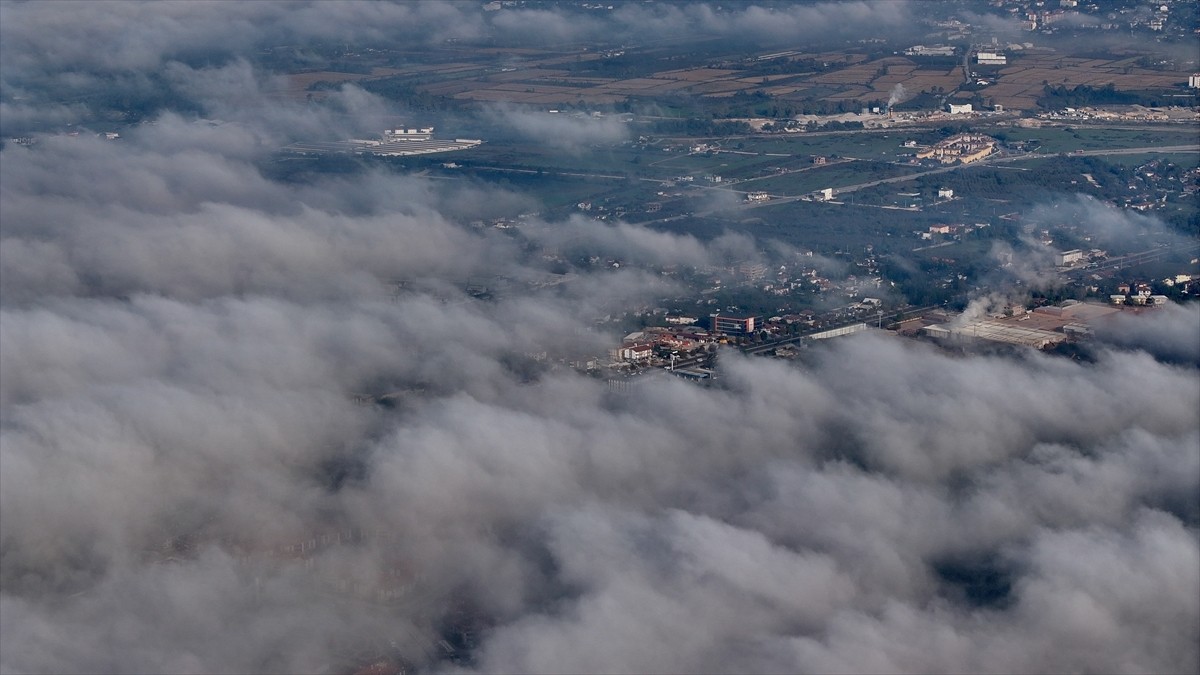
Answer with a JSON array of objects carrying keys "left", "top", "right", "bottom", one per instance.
[
  {"left": 921, "top": 301, "right": 1123, "bottom": 350},
  {"left": 284, "top": 127, "right": 482, "bottom": 157},
  {"left": 922, "top": 319, "right": 1066, "bottom": 349},
  {"left": 384, "top": 127, "right": 434, "bottom": 141},
  {"left": 905, "top": 45, "right": 956, "bottom": 57}
]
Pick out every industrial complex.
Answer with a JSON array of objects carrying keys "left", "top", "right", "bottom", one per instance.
[
  {"left": 284, "top": 127, "right": 482, "bottom": 157},
  {"left": 916, "top": 300, "right": 1133, "bottom": 349}
]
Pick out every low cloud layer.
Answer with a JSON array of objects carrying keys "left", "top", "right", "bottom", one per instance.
[
  {"left": 1, "top": 1, "right": 914, "bottom": 82},
  {"left": 3, "top": 113, "right": 1198, "bottom": 673},
  {"left": 485, "top": 106, "right": 631, "bottom": 154},
  {"left": 2, "top": 3, "right": 1198, "bottom": 674}
]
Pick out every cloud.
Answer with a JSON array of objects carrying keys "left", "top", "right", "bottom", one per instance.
[
  {"left": 0, "top": 1, "right": 487, "bottom": 77},
  {"left": 690, "top": 1, "right": 915, "bottom": 43},
  {"left": 485, "top": 106, "right": 631, "bottom": 154},
  {"left": 1025, "top": 194, "right": 1190, "bottom": 250},
  {"left": 1091, "top": 301, "right": 1200, "bottom": 366},
  {"left": 1, "top": 4, "right": 1198, "bottom": 674},
  {"left": 483, "top": 2, "right": 917, "bottom": 48}
]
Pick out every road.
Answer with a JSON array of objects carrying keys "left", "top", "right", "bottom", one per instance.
[
  {"left": 1063, "top": 242, "right": 1200, "bottom": 282},
  {"left": 627, "top": 142, "right": 1198, "bottom": 228}
]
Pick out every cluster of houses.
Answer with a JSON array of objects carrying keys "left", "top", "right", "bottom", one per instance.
[
  {"left": 1110, "top": 277, "right": 1194, "bottom": 305},
  {"left": 611, "top": 324, "right": 716, "bottom": 366},
  {"left": 918, "top": 221, "right": 991, "bottom": 240}
]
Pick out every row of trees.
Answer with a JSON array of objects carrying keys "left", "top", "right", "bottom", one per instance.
[{"left": 1036, "top": 83, "right": 1196, "bottom": 109}]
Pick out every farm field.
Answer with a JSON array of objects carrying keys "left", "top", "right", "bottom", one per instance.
[
  {"left": 279, "top": 39, "right": 1195, "bottom": 114},
  {"left": 998, "top": 125, "right": 1200, "bottom": 153}
]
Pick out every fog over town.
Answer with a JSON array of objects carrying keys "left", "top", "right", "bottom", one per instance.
[{"left": 1, "top": 2, "right": 1197, "bottom": 674}]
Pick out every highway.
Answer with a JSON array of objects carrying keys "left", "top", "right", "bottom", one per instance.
[{"left": 1062, "top": 241, "right": 1200, "bottom": 282}]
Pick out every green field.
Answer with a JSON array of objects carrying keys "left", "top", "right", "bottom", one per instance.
[
  {"left": 743, "top": 160, "right": 925, "bottom": 196},
  {"left": 730, "top": 131, "right": 942, "bottom": 160},
  {"left": 993, "top": 125, "right": 1198, "bottom": 154},
  {"left": 1084, "top": 151, "right": 1199, "bottom": 169}
]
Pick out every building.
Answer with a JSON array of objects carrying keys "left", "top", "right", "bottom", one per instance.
[
  {"left": 1054, "top": 249, "right": 1085, "bottom": 266},
  {"left": 808, "top": 323, "right": 868, "bottom": 340},
  {"left": 922, "top": 319, "right": 1066, "bottom": 349},
  {"left": 284, "top": 126, "right": 482, "bottom": 157},
  {"left": 937, "top": 187, "right": 954, "bottom": 200},
  {"left": 737, "top": 261, "right": 769, "bottom": 281},
  {"left": 384, "top": 127, "right": 434, "bottom": 141},
  {"left": 976, "top": 52, "right": 1008, "bottom": 65},
  {"left": 1190, "top": 74, "right": 1200, "bottom": 89},
  {"left": 948, "top": 103, "right": 973, "bottom": 115},
  {"left": 745, "top": 191, "right": 770, "bottom": 203},
  {"left": 710, "top": 313, "right": 762, "bottom": 335},
  {"left": 612, "top": 343, "right": 654, "bottom": 363},
  {"left": 916, "top": 134, "right": 996, "bottom": 164},
  {"left": 904, "top": 45, "right": 956, "bottom": 57}
]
